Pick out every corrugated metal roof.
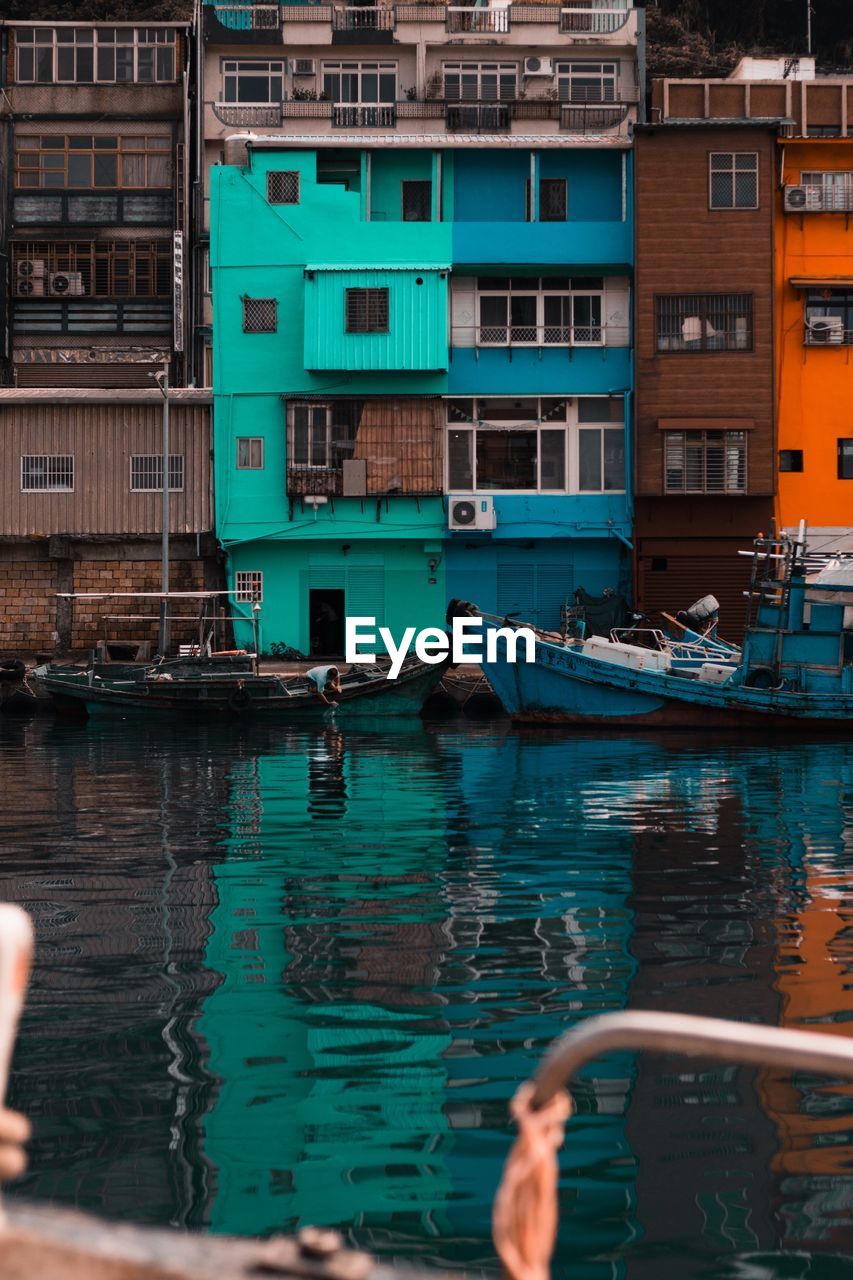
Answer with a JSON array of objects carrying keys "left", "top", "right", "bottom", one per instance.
[
  {"left": 237, "top": 132, "right": 631, "bottom": 149},
  {"left": 305, "top": 264, "right": 450, "bottom": 272},
  {"left": 0, "top": 388, "right": 212, "bottom": 405}
]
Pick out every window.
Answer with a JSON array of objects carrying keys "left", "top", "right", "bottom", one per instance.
[
  {"left": 801, "top": 170, "right": 853, "bottom": 211},
  {"left": 290, "top": 403, "right": 347, "bottom": 470},
  {"left": 709, "top": 153, "right": 759, "bottom": 209},
  {"left": 203, "top": 249, "right": 212, "bottom": 296},
  {"left": 322, "top": 61, "right": 396, "bottom": 104},
  {"left": 805, "top": 290, "right": 853, "bottom": 345},
  {"left": 345, "top": 287, "right": 389, "bottom": 333},
  {"left": 267, "top": 170, "right": 300, "bottom": 204},
  {"left": 779, "top": 449, "right": 803, "bottom": 473},
  {"left": 807, "top": 126, "right": 842, "bottom": 138},
  {"left": 235, "top": 571, "right": 263, "bottom": 603},
  {"left": 555, "top": 61, "right": 617, "bottom": 103},
  {"left": 539, "top": 178, "right": 568, "bottom": 222},
  {"left": 15, "top": 134, "right": 172, "bottom": 190},
  {"left": 446, "top": 396, "right": 624, "bottom": 494},
  {"left": 16, "top": 27, "right": 176, "bottom": 85},
  {"left": 130, "top": 455, "right": 184, "bottom": 491},
  {"left": 12, "top": 241, "right": 172, "bottom": 298},
  {"left": 839, "top": 440, "right": 853, "bottom": 480},
  {"left": 443, "top": 62, "right": 518, "bottom": 101},
  {"left": 242, "top": 297, "right": 278, "bottom": 333},
  {"left": 222, "top": 59, "right": 284, "bottom": 104},
  {"left": 664, "top": 431, "right": 747, "bottom": 494},
  {"left": 655, "top": 294, "right": 753, "bottom": 352},
  {"left": 577, "top": 397, "right": 625, "bottom": 492},
  {"left": 237, "top": 437, "right": 264, "bottom": 469},
  {"left": 21, "top": 455, "right": 74, "bottom": 492},
  {"left": 475, "top": 276, "right": 604, "bottom": 346},
  {"left": 402, "top": 180, "right": 432, "bottom": 222}
]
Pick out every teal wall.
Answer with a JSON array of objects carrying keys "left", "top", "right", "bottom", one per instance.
[{"left": 304, "top": 268, "right": 448, "bottom": 372}]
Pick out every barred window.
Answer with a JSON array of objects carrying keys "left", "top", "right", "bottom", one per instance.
[
  {"left": 237, "top": 437, "right": 264, "bottom": 469},
  {"left": 525, "top": 178, "right": 568, "bottom": 222},
  {"left": 130, "top": 455, "right": 184, "bottom": 491},
  {"left": 235, "top": 571, "right": 263, "bottom": 602},
  {"left": 402, "top": 180, "right": 431, "bottom": 222},
  {"left": 664, "top": 431, "right": 747, "bottom": 494},
  {"left": 345, "top": 287, "right": 389, "bottom": 333},
  {"left": 21, "top": 455, "right": 74, "bottom": 492},
  {"left": 242, "top": 297, "right": 278, "bottom": 333},
  {"left": 655, "top": 294, "right": 753, "bottom": 353},
  {"left": 267, "top": 170, "right": 300, "bottom": 205},
  {"left": 13, "top": 241, "right": 171, "bottom": 299},
  {"left": 709, "top": 153, "right": 759, "bottom": 209}
]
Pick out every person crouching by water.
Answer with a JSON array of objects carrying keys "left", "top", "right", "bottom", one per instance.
[{"left": 306, "top": 664, "right": 343, "bottom": 707}]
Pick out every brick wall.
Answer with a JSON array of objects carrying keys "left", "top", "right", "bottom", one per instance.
[
  {"left": 71, "top": 559, "right": 206, "bottom": 650},
  {"left": 0, "top": 559, "right": 57, "bottom": 653}
]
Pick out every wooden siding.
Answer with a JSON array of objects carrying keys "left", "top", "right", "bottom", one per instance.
[
  {"left": 652, "top": 78, "right": 853, "bottom": 136},
  {"left": 0, "top": 403, "right": 211, "bottom": 536},
  {"left": 634, "top": 126, "right": 776, "bottom": 500}
]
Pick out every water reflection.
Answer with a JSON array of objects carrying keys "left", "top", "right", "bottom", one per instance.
[{"left": 2, "top": 718, "right": 853, "bottom": 1276}]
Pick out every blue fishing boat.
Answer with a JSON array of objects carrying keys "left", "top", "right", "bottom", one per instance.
[{"left": 458, "top": 531, "right": 853, "bottom": 729}]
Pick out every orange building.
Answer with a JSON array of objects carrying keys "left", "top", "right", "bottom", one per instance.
[{"left": 777, "top": 138, "right": 853, "bottom": 548}]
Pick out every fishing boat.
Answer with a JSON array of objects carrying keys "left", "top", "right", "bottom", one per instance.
[
  {"left": 458, "top": 529, "right": 853, "bottom": 729},
  {"left": 32, "top": 652, "right": 449, "bottom": 720}
]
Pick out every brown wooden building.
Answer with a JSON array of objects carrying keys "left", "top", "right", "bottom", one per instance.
[{"left": 633, "top": 122, "right": 777, "bottom": 636}]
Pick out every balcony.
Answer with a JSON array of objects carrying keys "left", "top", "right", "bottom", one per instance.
[
  {"left": 332, "top": 3, "right": 396, "bottom": 25},
  {"left": 446, "top": 6, "right": 510, "bottom": 32},
  {"left": 560, "top": 5, "right": 631, "bottom": 33},
  {"left": 446, "top": 102, "right": 511, "bottom": 132},
  {"left": 203, "top": 2, "right": 283, "bottom": 42},
  {"left": 332, "top": 103, "right": 396, "bottom": 126},
  {"left": 213, "top": 101, "right": 282, "bottom": 125},
  {"left": 459, "top": 322, "right": 628, "bottom": 348},
  {"left": 785, "top": 183, "right": 853, "bottom": 213}
]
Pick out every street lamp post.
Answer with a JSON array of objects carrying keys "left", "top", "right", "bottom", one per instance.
[{"left": 155, "top": 366, "right": 171, "bottom": 656}]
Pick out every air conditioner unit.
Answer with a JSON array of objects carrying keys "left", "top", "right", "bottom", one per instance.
[
  {"left": 523, "top": 56, "right": 553, "bottom": 77},
  {"left": 49, "top": 272, "right": 85, "bottom": 297},
  {"left": 292, "top": 58, "right": 316, "bottom": 76},
  {"left": 17, "top": 258, "right": 45, "bottom": 279},
  {"left": 16, "top": 277, "right": 44, "bottom": 297},
  {"left": 808, "top": 315, "right": 844, "bottom": 345},
  {"left": 784, "top": 184, "right": 821, "bottom": 212},
  {"left": 448, "top": 496, "right": 496, "bottom": 532}
]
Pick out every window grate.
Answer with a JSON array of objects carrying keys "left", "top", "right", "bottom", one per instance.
[
  {"left": 664, "top": 431, "right": 747, "bottom": 494},
  {"left": 21, "top": 454, "right": 74, "bottom": 492},
  {"left": 130, "top": 455, "right": 184, "bottom": 491},
  {"left": 655, "top": 294, "right": 753, "bottom": 353},
  {"left": 235, "top": 571, "right": 263, "bottom": 602},
  {"left": 402, "top": 180, "right": 432, "bottom": 222},
  {"left": 267, "top": 170, "right": 300, "bottom": 205},
  {"left": 709, "top": 152, "right": 759, "bottom": 210},
  {"left": 243, "top": 296, "right": 278, "bottom": 333},
  {"left": 539, "top": 178, "right": 568, "bottom": 222},
  {"left": 345, "top": 287, "right": 389, "bottom": 333}
]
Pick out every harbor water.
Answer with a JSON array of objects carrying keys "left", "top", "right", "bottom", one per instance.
[{"left": 2, "top": 714, "right": 853, "bottom": 1279}]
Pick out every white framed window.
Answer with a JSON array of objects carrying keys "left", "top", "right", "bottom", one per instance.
[
  {"left": 237, "top": 437, "right": 264, "bottom": 469},
  {"left": 289, "top": 403, "right": 340, "bottom": 469},
  {"left": 445, "top": 396, "right": 625, "bottom": 495},
  {"left": 443, "top": 61, "right": 517, "bottom": 101},
  {"left": 21, "top": 454, "right": 74, "bottom": 492},
  {"left": 555, "top": 61, "right": 617, "bottom": 103},
  {"left": 709, "top": 152, "right": 759, "bottom": 209},
  {"left": 664, "top": 431, "right": 747, "bottom": 494},
  {"left": 130, "top": 455, "right": 184, "bottom": 491},
  {"left": 801, "top": 169, "right": 853, "bottom": 211},
  {"left": 15, "top": 27, "right": 177, "bottom": 86},
  {"left": 222, "top": 59, "right": 285, "bottom": 104},
  {"left": 475, "top": 276, "right": 604, "bottom": 347},
  {"left": 235, "top": 570, "right": 263, "bottom": 602},
  {"left": 322, "top": 61, "right": 396, "bottom": 104}
]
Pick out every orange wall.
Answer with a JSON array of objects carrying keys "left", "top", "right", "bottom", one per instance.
[{"left": 776, "top": 140, "right": 853, "bottom": 530}]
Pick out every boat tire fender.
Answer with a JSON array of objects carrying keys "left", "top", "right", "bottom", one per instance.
[
  {"left": 744, "top": 666, "right": 780, "bottom": 691},
  {"left": 228, "top": 687, "right": 252, "bottom": 713},
  {"left": 0, "top": 660, "right": 26, "bottom": 684}
]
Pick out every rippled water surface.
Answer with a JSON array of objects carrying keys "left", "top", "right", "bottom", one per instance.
[{"left": 3, "top": 715, "right": 853, "bottom": 1279}]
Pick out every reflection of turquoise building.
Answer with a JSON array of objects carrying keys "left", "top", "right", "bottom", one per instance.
[{"left": 211, "top": 136, "right": 638, "bottom": 650}]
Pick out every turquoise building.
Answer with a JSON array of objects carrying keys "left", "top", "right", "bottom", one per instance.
[{"left": 206, "top": 1, "right": 642, "bottom": 652}]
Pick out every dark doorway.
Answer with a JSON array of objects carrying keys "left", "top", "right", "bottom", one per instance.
[{"left": 309, "top": 589, "right": 345, "bottom": 656}]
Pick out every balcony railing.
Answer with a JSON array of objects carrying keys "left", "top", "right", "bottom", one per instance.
[
  {"left": 281, "top": 99, "right": 333, "bottom": 117},
  {"left": 446, "top": 102, "right": 511, "bottom": 131},
  {"left": 213, "top": 101, "right": 282, "bottom": 124},
  {"left": 785, "top": 183, "right": 853, "bottom": 213},
  {"left": 805, "top": 320, "right": 853, "bottom": 346},
  {"left": 446, "top": 6, "right": 510, "bottom": 32},
  {"left": 559, "top": 103, "right": 630, "bottom": 131},
  {"left": 332, "top": 4, "right": 396, "bottom": 28},
  {"left": 453, "top": 322, "right": 630, "bottom": 349},
  {"left": 206, "top": 2, "right": 282, "bottom": 28},
  {"left": 332, "top": 103, "right": 396, "bottom": 126},
  {"left": 560, "top": 5, "right": 631, "bottom": 33}
]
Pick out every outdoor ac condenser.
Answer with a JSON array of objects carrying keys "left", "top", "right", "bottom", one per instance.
[{"left": 448, "top": 497, "right": 496, "bottom": 531}]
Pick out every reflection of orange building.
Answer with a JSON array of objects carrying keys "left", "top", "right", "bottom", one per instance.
[{"left": 776, "top": 138, "right": 853, "bottom": 547}]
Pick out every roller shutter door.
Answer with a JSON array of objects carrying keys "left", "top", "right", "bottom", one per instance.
[{"left": 638, "top": 547, "right": 752, "bottom": 641}]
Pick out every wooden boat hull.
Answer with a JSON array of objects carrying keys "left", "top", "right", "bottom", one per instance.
[
  {"left": 480, "top": 632, "right": 853, "bottom": 730},
  {"left": 33, "top": 656, "right": 450, "bottom": 721}
]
